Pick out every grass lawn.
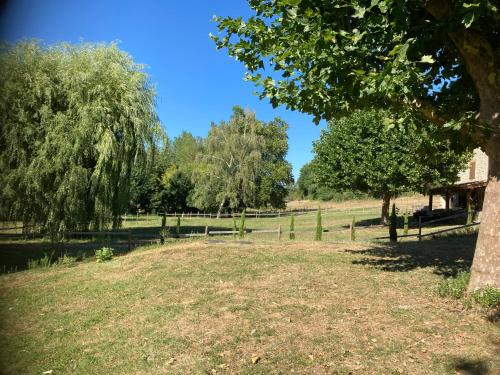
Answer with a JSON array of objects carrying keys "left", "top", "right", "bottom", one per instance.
[
  {"left": 0, "top": 196, "right": 468, "bottom": 273},
  {"left": 0, "top": 234, "right": 498, "bottom": 374}
]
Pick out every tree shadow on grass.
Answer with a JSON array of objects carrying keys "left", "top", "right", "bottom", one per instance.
[
  {"left": 347, "top": 232, "right": 478, "bottom": 277},
  {"left": 0, "top": 225, "right": 235, "bottom": 274},
  {"left": 452, "top": 357, "right": 491, "bottom": 375}
]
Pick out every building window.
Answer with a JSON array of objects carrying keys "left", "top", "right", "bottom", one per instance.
[{"left": 469, "top": 161, "right": 476, "bottom": 180}]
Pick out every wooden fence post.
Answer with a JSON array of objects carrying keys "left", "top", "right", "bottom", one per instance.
[
  {"left": 418, "top": 216, "right": 422, "bottom": 241},
  {"left": 278, "top": 224, "right": 282, "bottom": 241},
  {"left": 205, "top": 225, "right": 209, "bottom": 237}
]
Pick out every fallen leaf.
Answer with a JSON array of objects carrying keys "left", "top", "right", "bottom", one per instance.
[
  {"left": 251, "top": 354, "right": 261, "bottom": 364},
  {"left": 250, "top": 329, "right": 257, "bottom": 336},
  {"left": 167, "top": 358, "right": 176, "bottom": 365},
  {"left": 42, "top": 371, "right": 53, "bottom": 375}
]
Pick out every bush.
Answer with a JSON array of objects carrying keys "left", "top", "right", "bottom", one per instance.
[
  {"left": 350, "top": 216, "right": 356, "bottom": 241},
  {"left": 27, "top": 252, "right": 54, "bottom": 270},
  {"left": 315, "top": 207, "right": 322, "bottom": 241},
  {"left": 437, "top": 271, "right": 470, "bottom": 299},
  {"left": 55, "top": 254, "right": 77, "bottom": 266},
  {"left": 403, "top": 210, "right": 409, "bottom": 235},
  {"left": 472, "top": 286, "right": 500, "bottom": 309},
  {"left": 438, "top": 272, "right": 500, "bottom": 309},
  {"left": 95, "top": 247, "right": 114, "bottom": 262},
  {"left": 239, "top": 209, "right": 246, "bottom": 238}
]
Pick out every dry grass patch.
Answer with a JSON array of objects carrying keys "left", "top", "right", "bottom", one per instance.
[{"left": 0, "top": 238, "right": 498, "bottom": 374}]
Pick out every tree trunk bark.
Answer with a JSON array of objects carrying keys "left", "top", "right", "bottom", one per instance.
[
  {"left": 468, "top": 135, "right": 500, "bottom": 291},
  {"left": 216, "top": 197, "right": 226, "bottom": 219},
  {"left": 424, "top": 0, "right": 500, "bottom": 290},
  {"left": 381, "top": 192, "right": 391, "bottom": 225}
]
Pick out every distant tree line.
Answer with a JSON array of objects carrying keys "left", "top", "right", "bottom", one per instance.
[{"left": 129, "top": 106, "right": 293, "bottom": 217}]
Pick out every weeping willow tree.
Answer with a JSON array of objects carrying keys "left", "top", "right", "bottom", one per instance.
[
  {"left": 0, "top": 41, "right": 162, "bottom": 233},
  {"left": 191, "top": 108, "right": 263, "bottom": 217}
]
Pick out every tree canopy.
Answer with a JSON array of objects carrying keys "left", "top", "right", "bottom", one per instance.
[
  {"left": 212, "top": 0, "right": 497, "bottom": 140},
  {"left": 0, "top": 41, "right": 162, "bottom": 232},
  {"left": 312, "top": 110, "right": 471, "bottom": 222},
  {"left": 191, "top": 107, "right": 292, "bottom": 215}
]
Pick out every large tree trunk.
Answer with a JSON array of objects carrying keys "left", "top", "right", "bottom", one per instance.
[
  {"left": 425, "top": 0, "right": 500, "bottom": 290},
  {"left": 381, "top": 192, "right": 391, "bottom": 225},
  {"left": 468, "top": 135, "right": 500, "bottom": 291}
]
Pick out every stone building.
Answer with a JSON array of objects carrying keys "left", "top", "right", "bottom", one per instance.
[{"left": 429, "top": 148, "right": 489, "bottom": 211}]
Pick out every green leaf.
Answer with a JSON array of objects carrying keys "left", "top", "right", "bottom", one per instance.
[{"left": 420, "top": 55, "right": 435, "bottom": 64}]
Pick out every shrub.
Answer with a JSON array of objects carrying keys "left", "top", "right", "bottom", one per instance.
[
  {"left": 55, "top": 254, "right": 77, "bottom": 266},
  {"left": 95, "top": 247, "right": 114, "bottom": 262},
  {"left": 437, "top": 271, "right": 470, "bottom": 299},
  {"left": 403, "top": 210, "right": 409, "bottom": 235},
  {"left": 350, "top": 216, "right": 356, "bottom": 241},
  {"left": 289, "top": 214, "right": 295, "bottom": 240},
  {"left": 239, "top": 209, "right": 246, "bottom": 238},
  {"left": 437, "top": 272, "right": 500, "bottom": 309},
  {"left": 27, "top": 252, "right": 53, "bottom": 270},
  {"left": 161, "top": 214, "right": 166, "bottom": 229},
  {"left": 315, "top": 206, "right": 322, "bottom": 241},
  {"left": 389, "top": 203, "right": 397, "bottom": 242},
  {"left": 472, "top": 286, "right": 500, "bottom": 309}
]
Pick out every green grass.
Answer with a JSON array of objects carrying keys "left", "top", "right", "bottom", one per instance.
[
  {"left": 0, "top": 204, "right": 476, "bottom": 273},
  {"left": 0, "top": 233, "right": 498, "bottom": 374}
]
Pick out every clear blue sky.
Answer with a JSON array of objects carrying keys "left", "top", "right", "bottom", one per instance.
[{"left": 0, "top": 0, "right": 326, "bottom": 179}]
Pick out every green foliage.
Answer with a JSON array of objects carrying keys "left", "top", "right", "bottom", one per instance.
[
  {"left": 314, "top": 207, "right": 322, "bottom": 241},
  {"left": 289, "top": 214, "right": 295, "bottom": 240},
  {"left": 27, "top": 252, "right": 53, "bottom": 270},
  {"left": 472, "top": 286, "right": 500, "bottom": 309},
  {"left": 389, "top": 204, "right": 398, "bottom": 242},
  {"left": 55, "top": 254, "right": 77, "bottom": 266},
  {"left": 191, "top": 107, "right": 292, "bottom": 213},
  {"left": 403, "top": 210, "right": 409, "bottom": 236},
  {"left": 153, "top": 166, "right": 194, "bottom": 213},
  {"left": 438, "top": 271, "right": 500, "bottom": 308},
  {"left": 297, "top": 162, "right": 369, "bottom": 201},
  {"left": 176, "top": 216, "right": 181, "bottom": 235},
  {"left": 437, "top": 271, "right": 471, "bottom": 300},
  {"left": 239, "top": 209, "right": 246, "bottom": 238},
  {"left": 0, "top": 41, "right": 162, "bottom": 232},
  {"left": 95, "top": 247, "right": 113, "bottom": 263},
  {"left": 170, "top": 131, "right": 204, "bottom": 175},
  {"left": 212, "top": 1, "right": 495, "bottom": 136},
  {"left": 129, "top": 143, "right": 170, "bottom": 213},
  {"left": 350, "top": 217, "right": 356, "bottom": 242},
  {"left": 312, "top": 110, "right": 471, "bottom": 205}
]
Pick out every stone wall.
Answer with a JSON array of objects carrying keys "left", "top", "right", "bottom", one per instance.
[{"left": 457, "top": 148, "right": 489, "bottom": 184}]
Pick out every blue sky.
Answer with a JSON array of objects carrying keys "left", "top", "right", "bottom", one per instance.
[{"left": 0, "top": 0, "right": 326, "bottom": 179}]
